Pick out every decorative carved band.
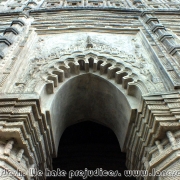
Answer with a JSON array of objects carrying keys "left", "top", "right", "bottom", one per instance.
[
  {"left": 0, "top": 99, "right": 54, "bottom": 179},
  {"left": 126, "top": 93, "right": 180, "bottom": 180}
]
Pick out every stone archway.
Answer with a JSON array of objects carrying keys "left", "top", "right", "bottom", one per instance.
[
  {"left": 47, "top": 72, "right": 139, "bottom": 152},
  {"left": 30, "top": 49, "right": 147, "bottom": 155},
  {"left": 34, "top": 50, "right": 145, "bottom": 179}
]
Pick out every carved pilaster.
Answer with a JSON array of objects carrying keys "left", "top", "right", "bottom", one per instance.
[
  {"left": 0, "top": 98, "right": 54, "bottom": 179},
  {"left": 125, "top": 93, "right": 180, "bottom": 179}
]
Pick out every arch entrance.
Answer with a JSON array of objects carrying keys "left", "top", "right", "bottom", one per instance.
[
  {"left": 47, "top": 72, "right": 139, "bottom": 152},
  {"left": 44, "top": 71, "right": 139, "bottom": 179},
  {"left": 49, "top": 120, "right": 136, "bottom": 180}
]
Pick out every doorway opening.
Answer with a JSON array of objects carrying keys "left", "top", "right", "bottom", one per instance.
[{"left": 48, "top": 120, "right": 136, "bottom": 179}]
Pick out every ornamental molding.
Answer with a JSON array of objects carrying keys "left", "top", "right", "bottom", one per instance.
[
  {"left": 13, "top": 36, "right": 165, "bottom": 95},
  {"left": 0, "top": 99, "right": 54, "bottom": 179},
  {"left": 127, "top": 93, "right": 180, "bottom": 178}
]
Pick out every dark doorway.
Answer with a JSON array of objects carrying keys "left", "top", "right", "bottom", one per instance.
[{"left": 48, "top": 120, "right": 136, "bottom": 179}]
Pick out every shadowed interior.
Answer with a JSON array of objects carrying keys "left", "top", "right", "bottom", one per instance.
[{"left": 48, "top": 121, "right": 136, "bottom": 179}]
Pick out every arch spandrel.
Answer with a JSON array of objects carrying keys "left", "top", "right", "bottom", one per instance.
[{"left": 5, "top": 31, "right": 168, "bottom": 96}]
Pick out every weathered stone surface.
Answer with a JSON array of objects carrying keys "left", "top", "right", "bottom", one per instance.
[{"left": 1, "top": 0, "right": 180, "bottom": 179}]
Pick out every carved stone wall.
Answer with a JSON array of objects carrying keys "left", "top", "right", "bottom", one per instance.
[{"left": 1, "top": 0, "right": 180, "bottom": 179}]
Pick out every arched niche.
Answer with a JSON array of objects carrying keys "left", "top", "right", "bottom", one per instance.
[{"left": 40, "top": 73, "right": 140, "bottom": 154}]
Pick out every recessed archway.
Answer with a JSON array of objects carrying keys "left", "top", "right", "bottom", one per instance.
[
  {"left": 48, "top": 120, "right": 136, "bottom": 179},
  {"left": 44, "top": 73, "right": 139, "bottom": 153}
]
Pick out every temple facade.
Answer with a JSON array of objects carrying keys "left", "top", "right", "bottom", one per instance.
[{"left": 1, "top": 0, "right": 180, "bottom": 179}]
